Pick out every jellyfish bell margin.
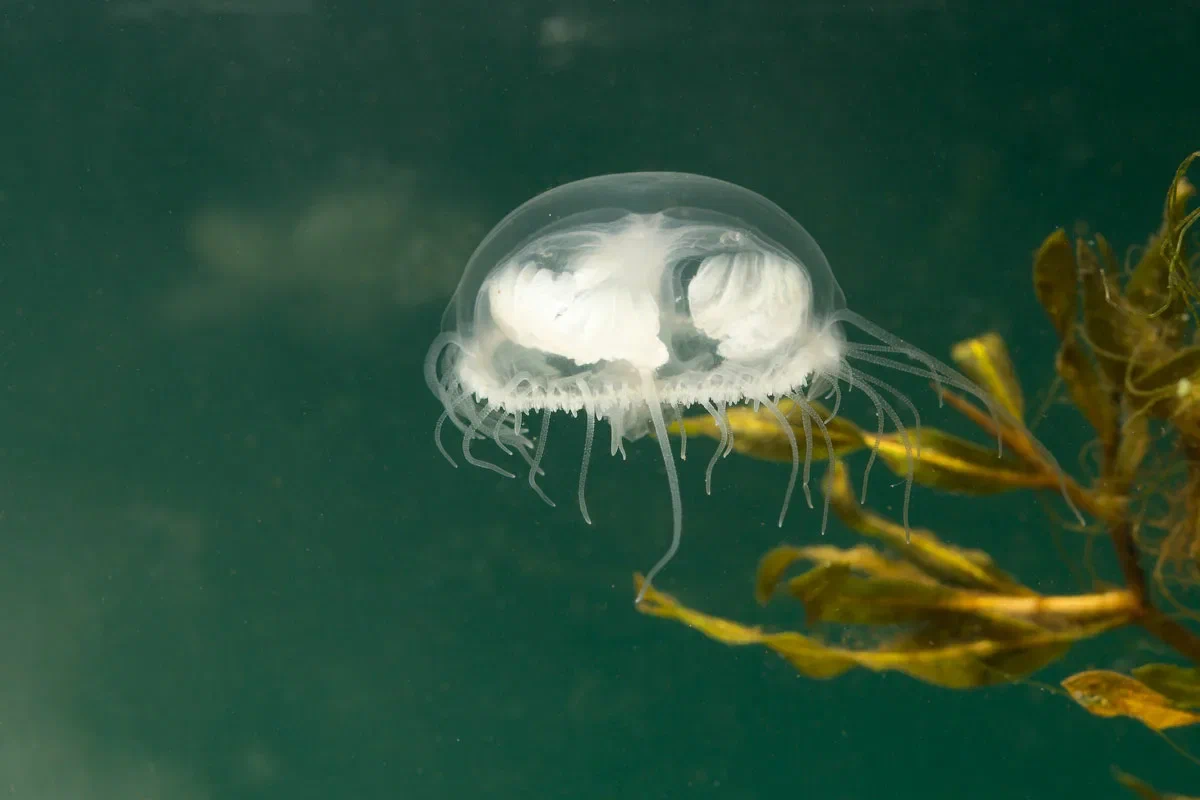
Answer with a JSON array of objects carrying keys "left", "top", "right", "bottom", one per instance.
[{"left": 424, "top": 171, "right": 1084, "bottom": 603}]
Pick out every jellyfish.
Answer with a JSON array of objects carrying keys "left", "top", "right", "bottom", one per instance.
[{"left": 425, "top": 172, "right": 1080, "bottom": 602}]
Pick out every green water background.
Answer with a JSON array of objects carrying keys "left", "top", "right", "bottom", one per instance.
[{"left": 2, "top": 1, "right": 1199, "bottom": 797}]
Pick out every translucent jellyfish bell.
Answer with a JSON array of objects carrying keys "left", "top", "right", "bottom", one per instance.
[{"left": 426, "top": 172, "right": 1082, "bottom": 603}]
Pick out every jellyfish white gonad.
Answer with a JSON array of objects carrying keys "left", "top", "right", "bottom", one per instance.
[{"left": 425, "top": 172, "right": 1082, "bottom": 603}]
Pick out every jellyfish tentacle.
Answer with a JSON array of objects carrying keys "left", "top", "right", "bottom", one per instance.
[
  {"left": 700, "top": 399, "right": 729, "bottom": 495},
  {"left": 834, "top": 308, "right": 1085, "bottom": 527},
  {"left": 575, "top": 378, "right": 596, "bottom": 525},
  {"left": 849, "top": 367, "right": 924, "bottom": 461},
  {"left": 528, "top": 412, "right": 556, "bottom": 507},
  {"left": 505, "top": 408, "right": 546, "bottom": 479},
  {"left": 670, "top": 402, "right": 688, "bottom": 461},
  {"left": 835, "top": 367, "right": 885, "bottom": 504},
  {"left": 434, "top": 408, "right": 459, "bottom": 468},
  {"left": 434, "top": 390, "right": 479, "bottom": 468},
  {"left": 721, "top": 401, "right": 735, "bottom": 458},
  {"left": 810, "top": 373, "right": 843, "bottom": 423},
  {"left": 636, "top": 372, "right": 684, "bottom": 604},
  {"left": 422, "top": 332, "right": 462, "bottom": 409},
  {"left": 760, "top": 396, "right": 804, "bottom": 527},
  {"left": 789, "top": 392, "right": 835, "bottom": 535},
  {"left": 610, "top": 417, "right": 628, "bottom": 460},
  {"left": 462, "top": 402, "right": 517, "bottom": 479},
  {"left": 492, "top": 373, "right": 537, "bottom": 458},
  {"left": 491, "top": 412, "right": 516, "bottom": 456},
  {"left": 840, "top": 363, "right": 915, "bottom": 537}
]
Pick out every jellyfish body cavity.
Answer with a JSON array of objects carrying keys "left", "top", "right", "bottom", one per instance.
[{"left": 425, "top": 172, "right": 1081, "bottom": 603}]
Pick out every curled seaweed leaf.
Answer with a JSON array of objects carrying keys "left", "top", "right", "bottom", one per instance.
[
  {"left": 864, "top": 428, "right": 1054, "bottom": 496},
  {"left": 823, "top": 460, "right": 1029, "bottom": 593},
  {"left": 1132, "top": 663, "right": 1200, "bottom": 708},
  {"left": 1057, "top": 334, "right": 1119, "bottom": 449},
  {"left": 1126, "top": 345, "right": 1200, "bottom": 421},
  {"left": 1034, "top": 228, "right": 1079, "bottom": 341},
  {"left": 1150, "top": 152, "right": 1200, "bottom": 319},
  {"left": 951, "top": 333, "right": 1025, "bottom": 421},
  {"left": 1079, "top": 236, "right": 1133, "bottom": 387},
  {"left": 1063, "top": 670, "right": 1200, "bottom": 731},
  {"left": 635, "top": 575, "right": 1093, "bottom": 689},
  {"left": 1113, "top": 769, "right": 1200, "bottom": 800},
  {"left": 667, "top": 399, "right": 864, "bottom": 463}
]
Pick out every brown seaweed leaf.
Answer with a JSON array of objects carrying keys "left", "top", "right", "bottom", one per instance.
[
  {"left": 635, "top": 463, "right": 1136, "bottom": 689},
  {"left": 1125, "top": 165, "right": 1195, "bottom": 323},
  {"left": 1126, "top": 345, "right": 1200, "bottom": 421},
  {"left": 823, "top": 460, "right": 1031, "bottom": 594},
  {"left": 1057, "top": 333, "right": 1120, "bottom": 449},
  {"left": 1033, "top": 228, "right": 1079, "bottom": 341},
  {"left": 951, "top": 332, "right": 1025, "bottom": 421},
  {"left": 672, "top": 398, "right": 1058, "bottom": 498},
  {"left": 1132, "top": 663, "right": 1200, "bottom": 708},
  {"left": 865, "top": 428, "right": 1052, "bottom": 496},
  {"left": 763, "top": 557, "right": 966, "bottom": 627},
  {"left": 667, "top": 399, "right": 864, "bottom": 463},
  {"left": 755, "top": 543, "right": 935, "bottom": 606},
  {"left": 634, "top": 575, "right": 1089, "bottom": 689},
  {"left": 754, "top": 539, "right": 1136, "bottom": 633},
  {"left": 1114, "top": 769, "right": 1200, "bottom": 800},
  {"left": 1062, "top": 670, "right": 1200, "bottom": 731},
  {"left": 1135, "top": 151, "right": 1200, "bottom": 321},
  {"left": 1114, "top": 411, "right": 1152, "bottom": 486},
  {"left": 1032, "top": 229, "right": 1122, "bottom": 447},
  {"left": 1079, "top": 235, "right": 1134, "bottom": 387}
]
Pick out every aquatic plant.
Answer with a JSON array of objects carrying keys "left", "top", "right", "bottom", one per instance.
[{"left": 637, "top": 152, "right": 1200, "bottom": 792}]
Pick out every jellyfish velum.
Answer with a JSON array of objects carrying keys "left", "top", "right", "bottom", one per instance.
[{"left": 425, "top": 172, "right": 1080, "bottom": 603}]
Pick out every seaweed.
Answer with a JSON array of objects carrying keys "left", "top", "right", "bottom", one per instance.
[{"left": 637, "top": 152, "right": 1200, "bottom": 790}]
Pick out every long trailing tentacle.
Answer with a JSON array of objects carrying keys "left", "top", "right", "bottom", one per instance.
[
  {"left": 811, "top": 374, "right": 843, "bottom": 423},
  {"left": 835, "top": 367, "right": 886, "bottom": 504},
  {"left": 424, "top": 333, "right": 475, "bottom": 436},
  {"left": 848, "top": 367, "right": 924, "bottom": 461},
  {"left": 759, "top": 396, "right": 804, "bottom": 527},
  {"left": 789, "top": 392, "right": 835, "bottom": 535},
  {"left": 637, "top": 372, "right": 685, "bottom": 604},
  {"left": 528, "top": 412, "right": 556, "bottom": 507},
  {"left": 840, "top": 362, "right": 915, "bottom": 534},
  {"left": 700, "top": 399, "right": 731, "bottom": 495},
  {"left": 434, "top": 405, "right": 460, "bottom": 468},
  {"left": 462, "top": 401, "right": 516, "bottom": 478},
  {"left": 575, "top": 378, "right": 596, "bottom": 525}
]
